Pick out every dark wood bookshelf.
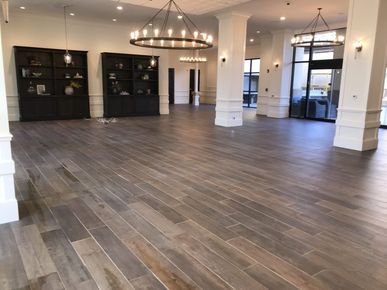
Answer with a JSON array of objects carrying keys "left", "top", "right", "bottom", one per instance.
[
  {"left": 102, "top": 52, "right": 159, "bottom": 117},
  {"left": 14, "top": 46, "right": 90, "bottom": 121}
]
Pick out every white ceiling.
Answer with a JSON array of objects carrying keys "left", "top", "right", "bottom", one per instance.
[
  {"left": 119, "top": 0, "right": 252, "bottom": 15},
  {"left": 8, "top": 0, "right": 349, "bottom": 45}
]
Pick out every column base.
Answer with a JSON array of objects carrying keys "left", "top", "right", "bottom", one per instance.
[
  {"left": 0, "top": 199, "right": 19, "bottom": 224},
  {"left": 256, "top": 96, "right": 268, "bottom": 116},
  {"left": 333, "top": 108, "right": 381, "bottom": 151},
  {"left": 215, "top": 100, "right": 243, "bottom": 127},
  {"left": 266, "top": 96, "right": 289, "bottom": 118},
  {"left": 159, "top": 94, "right": 169, "bottom": 115},
  {"left": 194, "top": 92, "right": 200, "bottom": 107}
]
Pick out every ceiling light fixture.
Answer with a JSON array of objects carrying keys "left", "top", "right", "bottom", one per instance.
[
  {"left": 63, "top": 5, "right": 72, "bottom": 65},
  {"left": 291, "top": 8, "right": 345, "bottom": 47},
  {"left": 112, "top": 18, "right": 117, "bottom": 22},
  {"left": 280, "top": 16, "right": 286, "bottom": 21},
  {"left": 130, "top": 0, "right": 213, "bottom": 50},
  {"left": 179, "top": 56, "right": 207, "bottom": 63},
  {"left": 117, "top": 5, "right": 123, "bottom": 10},
  {"left": 69, "top": 12, "right": 75, "bottom": 16},
  {"left": 256, "top": 30, "right": 260, "bottom": 34},
  {"left": 19, "top": 6, "right": 26, "bottom": 10},
  {"left": 250, "top": 38, "right": 254, "bottom": 42}
]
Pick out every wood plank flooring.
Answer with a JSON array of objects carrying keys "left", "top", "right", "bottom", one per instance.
[{"left": 3, "top": 104, "right": 387, "bottom": 289}]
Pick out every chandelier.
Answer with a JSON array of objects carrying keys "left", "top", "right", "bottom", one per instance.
[
  {"left": 291, "top": 8, "right": 345, "bottom": 47},
  {"left": 179, "top": 56, "right": 207, "bottom": 63},
  {"left": 63, "top": 5, "right": 72, "bottom": 65},
  {"left": 130, "top": 0, "right": 213, "bottom": 50}
]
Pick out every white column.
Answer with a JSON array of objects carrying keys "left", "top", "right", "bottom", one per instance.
[
  {"left": 215, "top": 12, "right": 250, "bottom": 127},
  {"left": 334, "top": 0, "right": 387, "bottom": 151},
  {"left": 267, "top": 30, "right": 293, "bottom": 118},
  {"left": 257, "top": 34, "right": 273, "bottom": 116},
  {"left": 158, "top": 52, "right": 169, "bottom": 115},
  {"left": 0, "top": 24, "right": 18, "bottom": 224},
  {"left": 194, "top": 51, "right": 200, "bottom": 106}
]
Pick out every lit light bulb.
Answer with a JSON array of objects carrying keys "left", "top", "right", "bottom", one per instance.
[
  {"left": 143, "top": 29, "right": 147, "bottom": 37},
  {"left": 338, "top": 35, "right": 345, "bottom": 42},
  {"left": 150, "top": 57, "right": 157, "bottom": 67},
  {"left": 130, "top": 32, "right": 135, "bottom": 39},
  {"left": 154, "top": 29, "right": 159, "bottom": 37},
  {"left": 171, "top": 40, "right": 175, "bottom": 47},
  {"left": 202, "top": 33, "right": 207, "bottom": 40},
  {"left": 181, "top": 30, "right": 186, "bottom": 37},
  {"left": 182, "top": 40, "right": 186, "bottom": 47},
  {"left": 64, "top": 52, "right": 72, "bottom": 65},
  {"left": 160, "top": 39, "right": 164, "bottom": 46},
  {"left": 207, "top": 35, "right": 213, "bottom": 43},
  {"left": 168, "top": 29, "right": 173, "bottom": 37},
  {"left": 291, "top": 37, "right": 296, "bottom": 44},
  {"left": 178, "top": 15, "right": 183, "bottom": 20},
  {"left": 192, "top": 41, "right": 196, "bottom": 47},
  {"left": 150, "top": 39, "right": 154, "bottom": 45},
  {"left": 135, "top": 31, "right": 139, "bottom": 39},
  {"left": 194, "top": 31, "right": 199, "bottom": 39}
]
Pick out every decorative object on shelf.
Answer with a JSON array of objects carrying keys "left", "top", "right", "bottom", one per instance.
[
  {"left": 120, "top": 91, "right": 130, "bottom": 95},
  {"left": 36, "top": 84, "right": 46, "bottom": 95},
  {"left": 291, "top": 8, "right": 345, "bottom": 47},
  {"left": 115, "top": 63, "right": 124, "bottom": 69},
  {"left": 32, "top": 72, "right": 43, "bottom": 78},
  {"left": 150, "top": 56, "right": 157, "bottom": 68},
  {"left": 108, "top": 73, "right": 117, "bottom": 79},
  {"left": 142, "top": 73, "right": 150, "bottom": 80},
  {"left": 137, "top": 89, "right": 144, "bottom": 95},
  {"left": 146, "top": 89, "right": 151, "bottom": 95},
  {"left": 27, "top": 81, "right": 36, "bottom": 94},
  {"left": 22, "top": 68, "right": 30, "bottom": 77},
  {"left": 137, "top": 64, "right": 143, "bottom": 70},
  {"left": 179, "top": 56, "right": 207, "bottom": 63},
  {"left": 64, "top": 80, "right": 82, "bottom": 95},
  {"left": 73, "top": 72, "right": 83, "bottom": 79},
  {"left": 63, "top": 5, "right": 72, "bottom": 65},
  {"left": 28, "top": 56, "right": 41, "bottom": 66},
  {"left": 65, "top": 73, "right": 71, "bottom": 79},
  {"left": 110, "top": 81, "right": 121, "bottom": 95},
  {"left": 64, "top": 85, "right": 74, "bottom": 95},
  {"left": 129, "top": 0, "right": 213, "bottom": 50}
]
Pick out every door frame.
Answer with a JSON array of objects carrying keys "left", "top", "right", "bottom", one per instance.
[{"left": 168, "top": 68, "right": 175, "bottom": 104}]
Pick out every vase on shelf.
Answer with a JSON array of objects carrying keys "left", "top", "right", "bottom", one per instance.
[{"left": 64, "top": 85, "right": 74, "bottom": 96}]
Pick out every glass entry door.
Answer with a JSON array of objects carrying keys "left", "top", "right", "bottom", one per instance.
[
  {"left": 243, "top": 59, "right": 260, "bottom": 108},
  {"left": 307, "top": 69, "right": 341, "bottom": 120}
]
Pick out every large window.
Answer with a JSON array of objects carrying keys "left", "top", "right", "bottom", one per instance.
[
  {"left": 243, "top": 59, "right": 260, "bottom": 108},
  {"left": 290, "top": 28, "right": 345, "bottom": 121}
]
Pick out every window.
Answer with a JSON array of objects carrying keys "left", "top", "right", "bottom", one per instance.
[{"left": 243, "top": 58, "right": 260, "bottom": 108}]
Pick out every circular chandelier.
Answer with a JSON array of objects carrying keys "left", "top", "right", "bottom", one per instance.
[
  {"left": 130, "top": 0, "right": 213, "bottom": 50},
  {"left": 291, "top": 8, "right": 345, "bottom": 47},
  {"left": 179, "top": 56, "right": 207, "bottom": 63}
]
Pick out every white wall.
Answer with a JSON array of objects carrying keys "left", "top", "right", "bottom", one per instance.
[{"left": 1, "top": 12, "right": 171, "bottom": 120}]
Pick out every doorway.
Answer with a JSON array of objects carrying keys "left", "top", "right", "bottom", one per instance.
[
  {"left": 189, "top": 69, "right": 200, "bottom": 104},
  {"left": 243, "top": 58, "right": 260, "bottom": 108},
  {"left": 289, "top": 31, "right": 345, "bottom": 122},
  {"left": 168, "top": 68, "right": 175, "bottom": 104}
]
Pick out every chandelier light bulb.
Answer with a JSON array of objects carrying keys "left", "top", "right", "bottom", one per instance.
[
  {"left": 130, "top": 32, "right": 135, "bottom": 39},
  {"left": 182, "top": 40, "right": 186, "bottom": 47},
  {"left": 64, "top": 52, "right": 72, "bottom": 64},
  {"left": 338, "top": 35, "right": 345, "bottom": 42},
  {"left": 150, "top": 38, "right": 154, "bottom": 45},
  {"left": 160, "top": 39, "right": 164, "bottom": 46},
  {"left": 181, "top": 30, "right": 186, "bottom": 37},
  {"left": 194, "top": 31, "right": 199, "bottom": 39},
  {"left": 192, "top": 41, "right": 196, "bottom": 47},
  {"left": 154, "top": 29, "right": 159, "bottom": 37},
  {"left": 143, "top": 29, "right": 148, "bottom": 37},
  {"left": 168, "top": 29, "right": 173, "bottom": 37},
  {"left": 171, "top": 40, "right": 175, "bottom": 47},
  {"left": 291, "top": 37, "right": 296, "bottom": 44},
  {"left": 202, "top": 33, "right": 207, "bottom": 40},
  {"left": 135, "top": 31, "right": 139, "bottom": 39}
]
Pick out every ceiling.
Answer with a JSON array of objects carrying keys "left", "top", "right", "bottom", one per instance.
[{"left": 8, "top": 0, "right": 349, "bottom": 45}]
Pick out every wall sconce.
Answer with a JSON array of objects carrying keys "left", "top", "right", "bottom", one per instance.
[
  {"left": 354, "top": 41, "right": 363, "bottom": 52},
  {"left": 273, "top": 62, "right": 279, "bottom": 70},
  {"left": 220, "top": 57, "right": 226, "bottom": 63}
]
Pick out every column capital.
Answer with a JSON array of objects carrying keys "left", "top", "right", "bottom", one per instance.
[{"left": 216, "top": 11, "right": 251, "bottom": 21}]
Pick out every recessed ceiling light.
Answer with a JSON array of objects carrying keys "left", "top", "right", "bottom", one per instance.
[
  {"left": 112, "top": 18, "right": 117, "bottom": 22},
  {"left": 149, "top": 23, "right": 153, "bottom": 26},
  {"left": 280, "top": 16, "right": 286, "bottom": 21},
  {"left": 250, "top": 38, "right": 254, "bottom": 42},
  {"left": 178, "top": 15, "right": 183, "bottom": 19},
  {"left": 117, "top": 5, "right": 123, "bottom": 10},
  {"left": 69, "top": 13, "right": 75, "bottom": 16},
  {"left": 256, "top": 30, "right": 260, "bottom": 34},
  {"left": 19, "top": 6, "right": 26, "bottom": 10}
]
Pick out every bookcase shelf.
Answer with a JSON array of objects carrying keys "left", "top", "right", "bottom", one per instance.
[
  {"left": 14, "top": 46, "right": 90, "bottom": 121},
  {"left": 102, "top": 52, "right": 159, "bottom": 117}
]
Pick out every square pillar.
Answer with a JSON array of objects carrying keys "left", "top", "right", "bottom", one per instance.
[
  {"left": 257, "top": 34, "right": 273, "bottom": 116},
  {"left": 158, "top": 52, "right": 169, "bottom": 115},
  {"left": 0, "top": 25, "right": 18, "bottom": 224},
  {"left": 334, "top": 0, "right": 387, "bottom": 151},
  {"left": 215, "top": 12, "right": 250, "bottom": 127},
  {"left": 267, "top": 31, "right": 293, "bottom": 118}
]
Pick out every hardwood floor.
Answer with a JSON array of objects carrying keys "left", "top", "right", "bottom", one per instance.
[{"left": 2, "top": 104, "right": 387, "bottom": 289}]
